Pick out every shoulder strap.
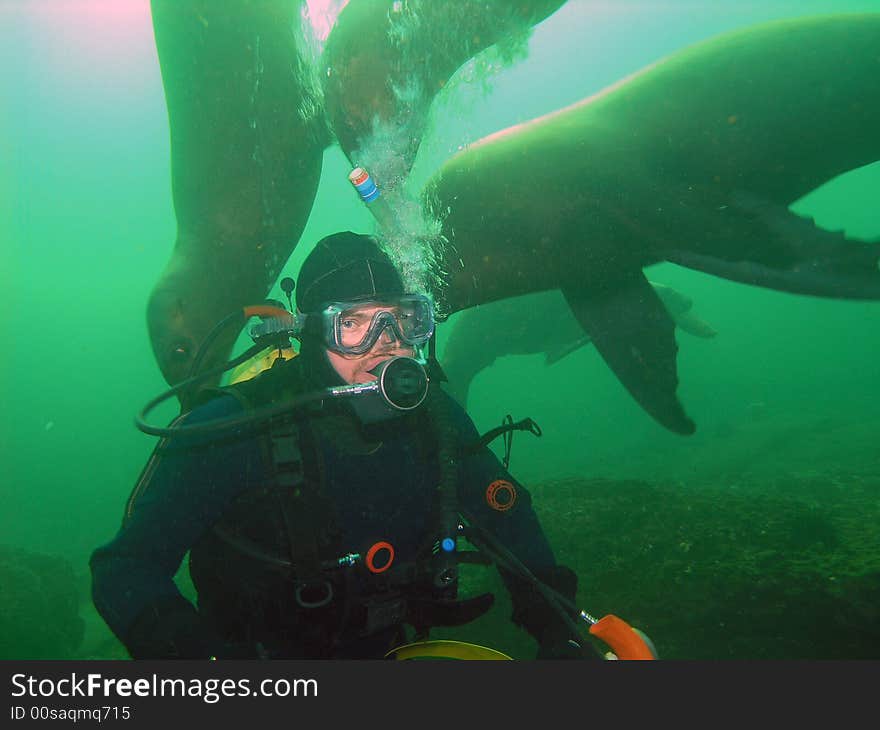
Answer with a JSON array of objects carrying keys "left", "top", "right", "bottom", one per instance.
[
  {"left": 267, "top": 421, "right": 323, "bottom": 586},
  {"left": 421, "top": 386, "right": 462, "bottom": 600},
  {"left": 210, "top": 369, "right": 332, "bottom": 588}
]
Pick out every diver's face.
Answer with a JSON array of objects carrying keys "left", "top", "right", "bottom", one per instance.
[{"left": 326, "top": 303, "right": 414, "bottom": 384}]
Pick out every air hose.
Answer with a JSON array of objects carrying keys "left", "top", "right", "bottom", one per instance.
[{"left": 460, "top": 509, "right": 658, "bottom": 660}]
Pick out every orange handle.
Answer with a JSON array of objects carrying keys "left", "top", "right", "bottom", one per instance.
[
  {"left": 588, "top": 614, "right": 657, "bottom": 660},
  {"left": 243, "top": 305, "right": 293, "bottom": 321}
]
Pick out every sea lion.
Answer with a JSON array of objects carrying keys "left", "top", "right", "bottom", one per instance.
[
  {"left": 321, "top": 0, "right": 566, "bottom": 183},
  {"left": 423, "top": 13, "right": 880, "bottom": 434},
  {"left": 146, "top": 0, "right": 326, "bottom": 391},
  {"left": 441, "top": 284, "right": 717, "bottom": 409}
]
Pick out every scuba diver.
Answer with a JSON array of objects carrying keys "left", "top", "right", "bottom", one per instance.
[{"left": 90, "top": 231, "right": 600, "bottom": 660}]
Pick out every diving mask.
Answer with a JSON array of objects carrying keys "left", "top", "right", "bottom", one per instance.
[{"left": 319, "top": 294, "right": 435, "bottom": 357}]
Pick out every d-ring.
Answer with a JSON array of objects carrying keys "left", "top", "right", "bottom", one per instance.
[
  {"left": 365, "top": 541, "right": 395, "bottom": 574},
  {"left": 295, "top": 580, "right": 334, "bottom": 608}
]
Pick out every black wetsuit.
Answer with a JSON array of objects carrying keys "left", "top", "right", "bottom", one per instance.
[{"left": 90, "top": 355, "right": 567, "bottom": 659}]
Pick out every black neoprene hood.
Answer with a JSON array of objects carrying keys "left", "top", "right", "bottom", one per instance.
[{"left": 296, "top": 231, "right": 405, "bottom": 313}]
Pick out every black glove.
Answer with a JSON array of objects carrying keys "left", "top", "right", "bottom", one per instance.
[
  {"left": 507, "top": 565, "right": 601, "bottom": 660},
  {"left": 124, "top": 596, "right": 227, "bottom": 659},
  {"left": 536, "top": 634, "right": 595, "bottom": 660}
]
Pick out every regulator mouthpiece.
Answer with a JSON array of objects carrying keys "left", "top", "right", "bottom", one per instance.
[
  {"left": 329, "top": 356, "right": 429, "bottom": 425},
  {"left": 371, "top": 356, "right": 429, "bottom": 411}
]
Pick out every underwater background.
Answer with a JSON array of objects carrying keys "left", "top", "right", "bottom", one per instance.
[{"left": 2, "top": 0, "right": 878, "bottom": 659}]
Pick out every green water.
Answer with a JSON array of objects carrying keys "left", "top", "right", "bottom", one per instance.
[{"left": 1, "top": 0, "right": 879, "bottom": 659}]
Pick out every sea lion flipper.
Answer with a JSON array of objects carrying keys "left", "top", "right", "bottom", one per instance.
[
  {"left": 561, "top": 274, "right": 696, "bottom": 435},
  {"left": 672, "top": 311, "right": 718, "bottom": 339},
  {"left": 667, "top": 191, "right": 880, "bottom": 300}
]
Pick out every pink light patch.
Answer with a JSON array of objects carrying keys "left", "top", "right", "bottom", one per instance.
[
  {"left": 303, "top": 0, "right": 350, "bottom": 43},
  {"left": 12, "top": 0, "right": 156, "bottom": 90}
]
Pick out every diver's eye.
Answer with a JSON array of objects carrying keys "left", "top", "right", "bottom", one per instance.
[
  {"left": 169, "top": 341, "right": 191, "bottom": 361},
  {"left": 341, "top": 318, "right": 357, "bottom": 329}
]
